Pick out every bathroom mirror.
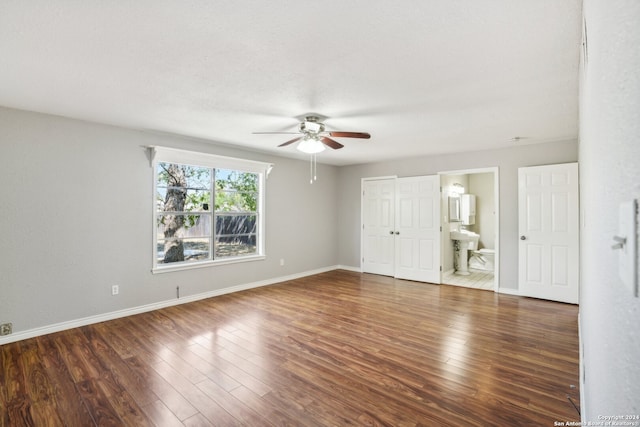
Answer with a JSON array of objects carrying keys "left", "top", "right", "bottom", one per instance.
[{"left": 449, "top": 196, "right": 461, "bottom": 222}]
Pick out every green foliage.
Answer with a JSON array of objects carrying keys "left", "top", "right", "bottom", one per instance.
[{"left": 215, "top": 170, "right": 258, "bottom": 212}]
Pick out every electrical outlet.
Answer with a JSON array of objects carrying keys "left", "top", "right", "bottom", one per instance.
[
  {"left": 0, "top": 323, "right": 13, "bottom": 336},
  {"left": 112, "top": 285, "right": 119, "bottom": 296}
]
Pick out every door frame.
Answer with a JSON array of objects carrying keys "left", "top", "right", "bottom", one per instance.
[{"left": 438, "top": 167, "right": 500, "bottom": 292}]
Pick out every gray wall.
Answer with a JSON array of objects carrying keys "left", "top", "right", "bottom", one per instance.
[
  {"left": 0, "top": 107, "right": 339, "bottom": 335},
  {"left": 337, "top": 140, "right": 578, "bottom": 290},
  {"left": 580, "top": 0, "right": 640, "bottom": 418},
  {"left": 0, "top": 109, "right": 579, "bottom": 339}
]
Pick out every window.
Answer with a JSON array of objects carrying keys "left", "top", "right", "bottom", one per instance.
[{"left": 152, "top": 147, "right": 271, "bottom": 273}]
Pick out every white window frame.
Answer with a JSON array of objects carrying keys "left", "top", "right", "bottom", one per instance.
[{"left": 151, "top": 146, "right": 272, "bottom": 274}]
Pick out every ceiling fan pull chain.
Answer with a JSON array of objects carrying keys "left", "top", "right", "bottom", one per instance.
[
  {"left": 309, "top": 153, "right": 318, "bottom": 184},
  {"left": 313, "top": 153, "right": 317, "bottom": 182}
]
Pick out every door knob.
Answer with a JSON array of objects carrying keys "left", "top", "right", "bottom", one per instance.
[
  {"left": 520, "top": 235, "right": 527, "bottom": 240},
  {"left": 389, "top": 231, "right": 394, "bottom": 235},
  {"left": 395, "top": 231, "right": 400, "bottom": 235}
]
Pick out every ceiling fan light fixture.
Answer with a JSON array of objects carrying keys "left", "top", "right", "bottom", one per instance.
[{"left": 296, "top": 136, "right": 326, "bottom": 154}]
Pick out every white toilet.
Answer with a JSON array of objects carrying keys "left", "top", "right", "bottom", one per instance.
[{"left": 469, "top": 248, "right": 495, "bottom": 272}]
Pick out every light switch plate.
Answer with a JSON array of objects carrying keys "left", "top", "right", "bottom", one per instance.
[{"left": 618, "top": 199, "right": 638, "bottom": 297}]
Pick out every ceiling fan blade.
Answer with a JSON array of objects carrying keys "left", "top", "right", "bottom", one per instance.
[
  {"left": 278, "top": 136, "right": 303, "bottom": 147},
  {"left": 253, "top": 131, "right": 300, "bottom": 135},
  {"left": 328, "top": 131, "right": 371, "bottom": 139},
  {"left": 320, "top": 137, "right": 344, "bottom": 150}
]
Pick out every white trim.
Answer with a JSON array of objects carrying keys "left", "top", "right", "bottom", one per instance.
[
  {"left": 152, "top": 255, "right": 266, "bottom": 274},
  {"left": 151, "top": 145, "right": 273, "bottom": 174},
  {"left": 336, "top": 264, "right": 362, "bottom": 273},
  {"left": 579, "top": 311, "right": 586, "bottom": 424},
  {"left": 438, "top": 166, "right": 498, "bottom": 176},
  {"left": 0, "top": 265, "right": 342, "bottom": 345},
  {"left": 361, "top": 175, "right": 398, "bottom": 181}
]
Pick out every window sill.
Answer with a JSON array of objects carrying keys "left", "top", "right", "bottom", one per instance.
[{"left": 152, "top": 254, "right": 266, "bottom": 274}]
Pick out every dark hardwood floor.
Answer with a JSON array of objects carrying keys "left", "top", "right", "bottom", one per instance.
[{"left": 1, "top": 270, "right": 580, "bottom": 426}]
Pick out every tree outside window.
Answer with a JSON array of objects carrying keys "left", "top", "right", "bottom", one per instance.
[{"left": 156, "top": 163, "right": 259, "bottom": 266}]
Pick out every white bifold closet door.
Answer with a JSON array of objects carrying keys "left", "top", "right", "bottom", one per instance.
[{"left": 362, "top": 176, "right": 441, "bottom": 284}]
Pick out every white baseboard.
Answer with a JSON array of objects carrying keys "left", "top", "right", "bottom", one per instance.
[
  {"left": 0, "top": 265, "right": 342, "bottom": 345},
  {"left": 335, "top": 264, "right": 361, "bottom": 273},
  {"left": 579, "top": 311, "right": 586, "bottom": 423}
]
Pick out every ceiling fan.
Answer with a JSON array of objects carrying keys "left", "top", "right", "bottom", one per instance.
[{"left": 253, "top": 115, "right": 371, "bottom": 154}]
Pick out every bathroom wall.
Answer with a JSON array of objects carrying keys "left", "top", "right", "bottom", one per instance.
[{"left": 468, "top": 172, "right": 495, "bottom": 250}]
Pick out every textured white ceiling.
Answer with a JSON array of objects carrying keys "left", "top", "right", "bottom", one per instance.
[{"left": 0, "top": 1, "right": 582, "bottom": 165}]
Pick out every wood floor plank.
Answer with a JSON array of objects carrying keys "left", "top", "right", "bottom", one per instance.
[
  {"left": 0, "top": 270, "right": 580, "bottom": 425},
  {"left": 82, "top": 325, "right": 159, "bottom": 408},
  {"left": 151, "top": 359, "right": 241, "bottom": 426},
  {"left": 195, "top": 378, "right": 268, "bottom": 426},
  {"left": 141, "top": 399, "right": 186, "bottom": 427},
  {"left": 124, "top": 355, "right": 200, "bottom": 422},
  {"left": 75, "top": 378, "right": 123, "bottom": 425},
  {"left": 34, "top": 334, "right": 95, "bottom": 426}
]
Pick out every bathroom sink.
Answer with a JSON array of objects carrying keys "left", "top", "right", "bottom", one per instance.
[
  {"left": 450, "top": 230, "right": 480, "bottom": 275},
  {"left": 450, "top": 230, "right": 479, "bottom": 242},
  {"left": 450, "top": 230, "right": 479, "bottom": 251}
]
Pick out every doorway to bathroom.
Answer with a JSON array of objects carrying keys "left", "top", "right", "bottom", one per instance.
[{"left": 439, "top": 167, "right": 499, "bottom": 291}]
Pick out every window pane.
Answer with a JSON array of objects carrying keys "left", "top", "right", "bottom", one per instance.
[
  {"left": 156, "top": 163, "right": 211, "bottom": 189},
  {"left": 157, "top": 213, "right": 212, "bottom": 263},
  {"left": 157, "top": 163, "right": 211, "bottom": 213},
  {"left": 157, "top": 238, "right": 212, "bottom": 264},
  {"left": 184, "top": 188, "right": 211, "bottom": 212},
  {"left": 215, "top": 214, "right": 256, "bottom": 235},
  {"left": 215, "top": 214, "right": 257, "bottom": 258},
  {"left": 215, "top": 235, "right": 257, "bottom": 258},
  {"left": 215, "top": 169, "right": 258, "bottom": 212},
  {"left": 157, "top": 214, "right": 211, "bottom": 239}
]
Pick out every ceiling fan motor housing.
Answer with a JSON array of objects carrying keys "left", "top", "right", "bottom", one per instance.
[{"left": 299, "top": 116, "right": 325, "bottom": 135}]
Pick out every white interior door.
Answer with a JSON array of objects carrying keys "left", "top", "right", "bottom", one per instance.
[
  {"left": 394, "top": 176, "right": 441, "bottom": 283},
  {"left": 362, "top": 179, "right": 395, "bottom": 276},
  {"left": 518, "top": 163, "right": 579, "bottom": 304}
]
